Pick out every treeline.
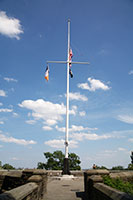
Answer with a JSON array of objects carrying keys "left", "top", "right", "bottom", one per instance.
[{"left": 92, "top": 164, "right": 133, "bottom": 170}]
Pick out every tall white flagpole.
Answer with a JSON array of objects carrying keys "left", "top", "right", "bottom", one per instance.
[
  {"left": 46, "top": 19, "right": 89, "bottom": 174},
  {"left": 65, "top": 19, "right": 70, "bottom": 159}
]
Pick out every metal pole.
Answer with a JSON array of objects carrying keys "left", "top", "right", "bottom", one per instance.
[{"left": 65, "top": 19, "right": 70, "bottom": 159}]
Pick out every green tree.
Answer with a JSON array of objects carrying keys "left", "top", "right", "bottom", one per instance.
[
  {"left": 38, "top": 150, "right": 81, "bottom": 170},
  {"left": 2, "top": 163, "right": 15, "bottom": 170},
  {"left": 95, "top": 165, "right": 108, "bottom": 169},
  {"left": 0, "top": 161, "right": 2, "bottom": 169},
  {"left": 37, "top": 162, "right": 45, "bottom": 169},
  {"left": 111, "top": 165, "right": 124, "bottom": 170},
  {"left": 68, "top": 153, "right": 81, "bottom": 170},
  {"left": 128, "top": 164, "right": 133, "bottom": 170}
]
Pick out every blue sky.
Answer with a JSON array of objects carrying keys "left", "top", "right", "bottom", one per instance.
[{"left": 0, "top": 0, "right": 133, "bottom": 169}]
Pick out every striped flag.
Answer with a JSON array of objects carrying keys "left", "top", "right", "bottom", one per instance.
[
  {"left": 45, "top": 65, "right": 49, "bottom": 81},
  {"left": 69, "top": 48, "right": 73, "bottom": 78},
  {"left": 69, "top": 48, "right": 73, "bottom": 66}
]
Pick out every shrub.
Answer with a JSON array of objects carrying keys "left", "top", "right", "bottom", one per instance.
[{"left": 103, "top": 175, "right": 133, "bottom": 195}]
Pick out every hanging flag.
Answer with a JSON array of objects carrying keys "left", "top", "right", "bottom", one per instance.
[
  {"left": 69, "top": 68, "right": 73, "bottom": 78},
  {"left": 45, "top": 65, "right": 49, "bottom": 81},
  {"left": 69, "top": 48, "right": 73, "bottom": 78},
  {"left": 69, "top": 48, "right": 73, "bottom": 67}
]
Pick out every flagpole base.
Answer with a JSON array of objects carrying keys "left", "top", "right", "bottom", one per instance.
[{"left": 62, "top": 158, "right": 70, "bottom": 175}]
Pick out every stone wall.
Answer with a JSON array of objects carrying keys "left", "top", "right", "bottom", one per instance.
[
  {"left": 84, "top": 170, "right": 133, "bottom": 200},
  {"left": 0, "top": 169, "right": 47, "bottom": 200}
]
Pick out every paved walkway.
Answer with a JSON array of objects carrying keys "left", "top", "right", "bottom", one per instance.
[{"left": 44, "top": 177, "right": 86, "bottom": 200}]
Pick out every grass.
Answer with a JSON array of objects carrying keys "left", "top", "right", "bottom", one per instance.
[{"left": 102, "top": 175, "right": 133, "bottom": 196}]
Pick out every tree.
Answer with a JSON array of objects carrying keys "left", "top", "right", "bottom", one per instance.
[
  {"left": 38, "top": 150, "right": 81, "bottom": 170},
  {"left": 37, "top": 162, "right": 45, "bottom": 169},
  {"left": 127, "top": 164, "right": 133, "bottom": 170},
  {"left": 0, "top": 161, "right": 2, "bottom": 169},
  {"left": 68, "top": 153, "right": 81, "bottom": 170},
  {"left": 111, "top": 165, "right": 124, "bottom": 170},
  {"left": 2, "top": 163, "right": 15, "bottom": 170},
  {"left": 94, "top": 165, "right": 108, "bottom": 169}
]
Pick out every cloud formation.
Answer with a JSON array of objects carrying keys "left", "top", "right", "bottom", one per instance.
[
  {"left": 0, "top": 11, "right": 23, "bottom": 39},
  {"left": 78, "top": 77, "right": 110, "bottom": 92},
  {"left": 55, "top": 125, "right": 97, "bottom": 133},
  {"left": 4, "top": 77, "right": 18, "bottom": 82},
  {"left": 129, "top": 70, "right": 133, "bottom": 75},
  {"left": 0, "top": 108, "right": 13, "bottom": 112},
  {"left": 0, "top": 133, "right": 36, "bottom": 145},
  {"left": 0, "top": 90, "right": 6, "bottom": 97},
  {"left": 68, "top": 92, "right": 88, "bottom": 101},
  {"left": 44, "top": 139, "right": 78, "bottom": 148},
  {"left": 42, "top": 126, "right": 53, "bottom": 131},
  {"left": 70, "top": 132, "right": 112, "bottom": 141},
  {"left": 79, "top": 111, "right": 86, "bottom": 117},
  {"left": 117, "top": 115, "right": 133, "bottom": 124},
  {"left": 19, "top": 99, "right": 76, "bottom": 127}
]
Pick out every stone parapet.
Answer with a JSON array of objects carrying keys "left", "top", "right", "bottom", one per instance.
[
  {"left": 0, "top": 169, "right": 48, "bottom": 199},
  {"left": 84, "top": 169, "right": 109, "bottom": 197},
  {"left": 94, "top": 183, "right": 132, "bottom": 200},
  {"left": 84, "top": 171, "right": 133, "bottom": 200},
  {"left": 0, "top": 182, "right": 38, "bottom": 200}
]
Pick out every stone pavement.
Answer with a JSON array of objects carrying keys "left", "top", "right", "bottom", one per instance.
[{"left": 44, "top": 177, "right": 86, "bottom": 200}]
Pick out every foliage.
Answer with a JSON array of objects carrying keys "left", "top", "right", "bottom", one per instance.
[
  {"left": 68, "top": 153, "right": 81, "bottom": 170},
  {"left": 111, "top": 165, "right": 124, "bottom": 170},
  {"left": 103, "top": 175, "right": 133, "bottom": 195},
  {"left": 39, "top": 150, "right": 81, "bottom": 170},
  {"left": 2, "top": 163, "right": 15, "bottom": 170},
  {"left": 37, "top": 162, "right": 45, "bottom": 169},
  {"left": 94, "top": 165, "right": 107, "bottom": 169},
  {"left": 128, "top": 164, "right": 133, "bottom": 170}
]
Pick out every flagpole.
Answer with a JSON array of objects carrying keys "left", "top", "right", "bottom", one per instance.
[
  {"left": 63, "top": 19, "right": 70, "bottom": 174},
  {"left": 66, "top": 19, "right": 70, "bottom": 159},
  {"left": 46, "top": 19, "right": 89, "bottom": 175}
]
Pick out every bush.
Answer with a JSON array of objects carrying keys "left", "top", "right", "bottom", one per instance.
[{"left": 103, "top": 175, "right": 133, "bottom": 195}]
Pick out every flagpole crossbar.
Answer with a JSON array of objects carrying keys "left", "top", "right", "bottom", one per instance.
[{"left": 47, "top": 61, "right": 90, "bottom": 65}]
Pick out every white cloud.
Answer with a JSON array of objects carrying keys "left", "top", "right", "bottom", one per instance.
[
  {"left": 0, "top": 102, "right": 3, "bottom": 106},
  {"left": 0, "top": 133, "right": 36, "bottom": 145},
  {"left": 0, "top": 90, "right": 6, "bottom": 97},
  {"left": 55, "top": 125, "right": 98, "bottom": 133},
  {"left": 4, "top": 77, "right": 18, "bottom": 82},
  {"left": 19, "top": 99, "right": 76, "bottom": 126},
  {"left": 129, "top": 70, "right": 133, "bottom": 75},
  {"left": 78, "top": 77, "right": 110, "bottom": 92},
  {"left": 10, "top": 157, "right": 19, "bottom": 161},
  {"left": 44, "top": 139, "right": 78, "bottom": 148},
  {"left": 68, "top": 92, "right": 88, "bottom": 101},
  {"left": 55, "top": 125, "right": 66, "bottom": 133},
  {"left": 0, "top": 108, "right": 13, "bottom": 112},
  {"left": 117, "top": 115, "right": 133, "bottom": 124},
  {"left": 118, "top": 147, "right": 126, "bottom": 151},
  {"left": 79, "top": 111, "right": 86, "bottom": 117},
  {"left": 0, "top": 121, "right": 4, "bottom": 124},
  {"left": 13, "top": 112, "right": 19, "bottom": 117},
  {"left": 42, "top": 126, "right": 53, "bottom": 131},
  {"left": 0, "top": 11, "right": 23, "bottom": 39},
  {"left": 128, "top": 138, "right": 133, "bottom": 143},
  {"left": 45, "top": 119, "right": 57, "bottom": 126},
  {"left": 26, "top": 120, "right": 36, "bottom": 125},
  {"left": 70, "top": 132, "right": 112, "bottom": 141}
]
